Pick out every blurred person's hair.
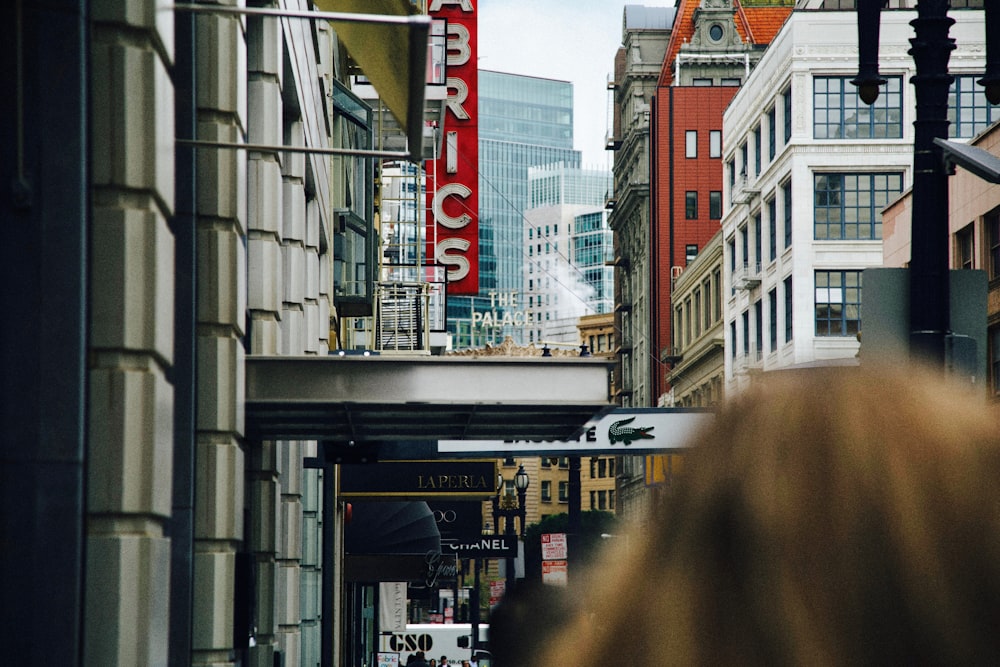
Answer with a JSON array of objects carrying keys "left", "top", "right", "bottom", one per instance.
[{"left": 534, "top": 365, "right": 1000, "bottom": 666}]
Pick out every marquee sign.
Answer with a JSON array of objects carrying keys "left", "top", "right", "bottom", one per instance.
[
  {"left": 436, "top": 409, "right": 714, "bottom": 456},
  {"left": 339, "top": 460, "right": 497, "bottom": 499},
  {"left": 427, "top": 0, "right": 478, "bottom": 295}
]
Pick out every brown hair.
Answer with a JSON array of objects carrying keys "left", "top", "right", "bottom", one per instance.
[{"left": 535, "top": 365, "right": 1000, "bottom": 665}]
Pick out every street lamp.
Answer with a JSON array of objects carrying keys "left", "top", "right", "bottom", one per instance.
[
  {"left": 852, "top": 0, "right": 998, "bottom": 367},
  {"left": 491, "top": 464, "right": 529, "bottom": 595}
]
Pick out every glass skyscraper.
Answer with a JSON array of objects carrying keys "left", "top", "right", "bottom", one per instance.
[
  {"left": 523, "top": 163, "right": 613, "bottom": 343},
  {"left": 447, "top": 70, "right": 581, "bottom": 348}
]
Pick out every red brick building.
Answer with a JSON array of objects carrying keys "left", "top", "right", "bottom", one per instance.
[{"left": 649, "top": 0, "right": 792, "bottom": 401}]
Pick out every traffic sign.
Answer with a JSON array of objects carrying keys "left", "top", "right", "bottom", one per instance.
[{"left": 540, "top": 533, "right": 567, "bottom": 560}]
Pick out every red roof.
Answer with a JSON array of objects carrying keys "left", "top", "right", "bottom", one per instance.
[
  {"left": 737, "top": 5, "right": 794, "bottom": 44},
  {"left": 658, "top": 0, "right": 793, "bottom": 87}
]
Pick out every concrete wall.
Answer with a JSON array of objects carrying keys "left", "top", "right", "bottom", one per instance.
[{"left": 86, "top": 1, "right": 177, "bottom": 663}]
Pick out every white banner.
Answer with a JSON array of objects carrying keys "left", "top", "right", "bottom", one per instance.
[
  {"left": 438, "top": 409, "right": 713, "bottom": 455},
  {"left": 379, "top": 582, "right": 408, "bottom": 633}
]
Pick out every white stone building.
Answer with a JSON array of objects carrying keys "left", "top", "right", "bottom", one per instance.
[{"left": 721, "top": 1, "right": 988, "bottom": 394}]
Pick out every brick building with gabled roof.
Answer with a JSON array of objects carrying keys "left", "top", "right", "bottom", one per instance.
[{"left": 647, "top": 0, "right": 792, "bottom": 404}]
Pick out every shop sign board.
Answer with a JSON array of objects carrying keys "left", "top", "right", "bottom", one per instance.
[
  {"left": 442, "top": 534, "right": 517, "bottom": 558},
  {"left": 437, "top": 409, "right": 713, "bottom": 456},
  {"left": 339, "top": 460, "right": 497, "bottom": 499},
  {"left": 427, "top": 0, "right": 478, "bottom": 294}
]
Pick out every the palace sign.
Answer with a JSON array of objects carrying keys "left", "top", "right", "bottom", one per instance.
[{"left": 428, "top": 0, "right": 478, "bottom": 295}]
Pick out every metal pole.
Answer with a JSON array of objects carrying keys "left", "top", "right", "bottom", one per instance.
[
  {"left": 504, "top": 506, "right": 515, "bottom": 594},
  {"left": 907, "top": 0, "right": 955, "bottom": 365},
  {"left": 567, "top": 457, "right": 581, "bottom": 586},
  {"left": 470, "top": 559, "right": 481, "bottom": 652}
]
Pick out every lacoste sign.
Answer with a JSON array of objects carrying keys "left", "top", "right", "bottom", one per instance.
[
  {"left": 437, "top": 409, "right": 714, "bottom": 456},
  {"left": 608, "top": 416, "right": 655, "bottom": 445}
]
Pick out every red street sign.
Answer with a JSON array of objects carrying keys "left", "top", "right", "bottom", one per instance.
[{"left": 541, "top": 533, "right": 567, "bottom": 560}]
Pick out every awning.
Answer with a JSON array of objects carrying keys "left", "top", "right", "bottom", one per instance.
[
  {"left": 345, "top": 502, "right": 440, "bottom": 555},
  {"left": 314, "top": 0, "right": 430, "bottom": 158},
  {"left": 245, "top": 355, "right": 614, "bottom": 442},
  {"left": 344, "top": 501, "right": 451, "bottom": 583}
]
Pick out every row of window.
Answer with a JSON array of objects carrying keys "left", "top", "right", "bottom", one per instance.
[
  {"left": 674, "top": 269, "right": 724, "bottom": 350},
  {"left": 727, "top": 172, "right": 903, "bottom": 272},
  {"left": 528, "top": 224, "right": 559, "bottom": 239},
  {"left": 540, "top": 480, "right": 569, "bottom": 503},
  {"left": 587, "top": 332, "right": 615, "bottom": 353},
  {"left": 729, "top": 270, "right": 863, "bottom": 367},
  {"left": 955, "top": 211, "right": 1000, "bottom": 279},
  {"left": 726, "top": 75, "right": 997, "bottom": 202},
  {"left": 588, "top": 489, "right": 615, "bottom": 511},
  {"left": 685, "top": 190, "right": 723, "bottom": 220},
  {"left": 730, "top": 275, "right": 795, "bottom": 363},
  {"left": 685, "top": 129, "right": 723, "bottom": 159}
]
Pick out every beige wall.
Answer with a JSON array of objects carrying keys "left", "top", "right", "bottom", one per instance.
[{"left": 86, "top": 2, "right": 177, "bottom": 663}]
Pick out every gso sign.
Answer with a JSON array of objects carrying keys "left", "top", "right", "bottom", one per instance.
[{"left": 385, "top": 633, "right": 433, "bottom": 653}]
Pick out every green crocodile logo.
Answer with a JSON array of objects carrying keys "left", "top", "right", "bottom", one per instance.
[{"left": 608, "top": 417, "right": 655, "bottom": 445}]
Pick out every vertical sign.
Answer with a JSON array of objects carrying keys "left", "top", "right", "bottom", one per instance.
[{"left": 428, "top": 0, "right": 478, "bottom": 295}]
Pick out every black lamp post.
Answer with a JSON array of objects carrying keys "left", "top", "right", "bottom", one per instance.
[
  {"left": 853, "top": 0, "right": 998, "bottom": 367},
  {"left": 491, "top": 464, "right": 529, "bottom": 596}
]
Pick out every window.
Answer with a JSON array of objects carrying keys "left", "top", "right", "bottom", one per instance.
[
  {"left": 710, "top": 130, "right": 722, "bottom": 158},
  {"left": 783, "top": 180, "right": 793, "bottom": 248},
  {"left": 740, "top": 225, "right": 748, "bottom": 271},
  {"left": 740, "top": 142, "right": 748, "bottom": 177},
  {"left": 814, "top": 172, "right": 903, "bottom": 240},
  {"left": 686, "top": 244, "right": 698, "bottom": 264},
  {"left": 710, "top": 191, "right": 722, "bottom": 220},
  {"left": 558, "top": 481, "right": 569, "bottom": 502},
  {"left": 713, "top": 269, "right": 721, "bottom": 319},
  {"left": 754, "top": 300, "right": 763, "bottom": 360},
  {"left": 813, "top": 75, "right": 903, "bottom": 139},
  {"left": 722, "top": 78, "right": 741, "bottom": 87},
  {"left": 693, "top": 78, "right": 713, "bottom": 87},
  {"left": 767, "top": 198, "right": 777, "bottom": 261},
  {"left": 767, "top": 106, "right": 777, "bottom": 160},
  {"left": 783, "top": 85, "right": 792, "bottom": 143},
  {"left": 703, "top": 278, "right": 713, "bottom": 330},
  {"left": 990, "top": 212, "right": 1000, "bottom": 280},
  {"left": 769, "top": 287, "right": 778, "bottom": 352},
  {"left": 742, "top": 310, "right": 750, "bottom": 356},
  {"left": 784, "top": 275, "right": 793, "bottom": 343},
  {"left": 709, "top": 23, "right": 724, "bottom": 41},
  {"left": 753, "top": 125, "right": 762, "bottom": 175},
  {"left": 956, "top": 224, "right": 974, "bottom": 269},
  {"left": 949, "top": 75, "right": 999, "bottom": 139},
  {"left": 730, "top": 320, "right": 737, "bottom": 358},
  {"left": 815, "top": 270, "right": 862, "bottom": 336},
  {"left": 728, "top": 237, "right": 737, "bottom": 295},
  {"left": 686, "top": 130, "right": 698, "bottom": 158},
  {"left": 541, "top": 480, "right": 552, "bottom": 501},
  {"left": 727, "top": 158, "right": 736, "bottom": 196},
  {"left": 753, "top": 212, "right": 762, "bottom": 267},
  {"left": 686, "top": 191, "right": 698, "bottom": 219}
]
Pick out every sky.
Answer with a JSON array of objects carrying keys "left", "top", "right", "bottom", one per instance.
[{"left": 477, "top": 0, "right": 676, "bottom": 168}]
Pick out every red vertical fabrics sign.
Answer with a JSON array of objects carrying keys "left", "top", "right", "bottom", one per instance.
[{"left": 427, "top": 0, "right": 478, "bottom": 295}]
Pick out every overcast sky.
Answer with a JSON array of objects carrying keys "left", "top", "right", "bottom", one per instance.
[{"left": 477, "top": 0, "right": 675, "bottom": 168}]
